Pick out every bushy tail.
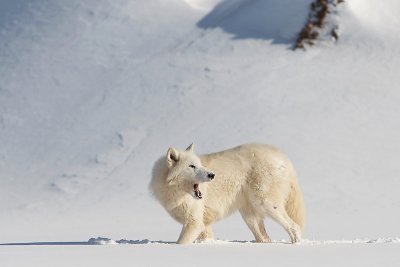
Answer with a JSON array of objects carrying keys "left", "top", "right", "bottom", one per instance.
[{"left": 285, "top": 182, "right": 306, "bottom": 231}]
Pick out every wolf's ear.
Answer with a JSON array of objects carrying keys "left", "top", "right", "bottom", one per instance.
[
  {"left": 185, "top": 143, "right": 195, "bottom": 152},
  {"left": 167, "top": 147, "right": 180, "bottom": 167}
]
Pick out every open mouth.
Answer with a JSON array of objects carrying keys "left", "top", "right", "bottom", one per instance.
[{"left": 193, "top": 183, "right": 202, "bottom": 199}]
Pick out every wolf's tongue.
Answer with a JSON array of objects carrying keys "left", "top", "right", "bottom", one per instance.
[{"left": 193, "top": 183, "right": 202, "bottom": 199}]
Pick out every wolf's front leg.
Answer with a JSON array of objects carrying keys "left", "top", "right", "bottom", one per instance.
[
  {"left": 197, "top": 225, "right": 214, "bottom": 241},
  {"left": 177, "top": 222, "right": 202, "bottom": 244}
]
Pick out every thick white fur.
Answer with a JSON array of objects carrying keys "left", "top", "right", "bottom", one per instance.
[{"left": 150, "top": 143, "right": 306, "bottom": 244}]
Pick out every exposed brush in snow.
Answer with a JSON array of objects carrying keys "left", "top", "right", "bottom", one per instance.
[{"left": 295, "top": 0, "right": 344, "bottom": 50}]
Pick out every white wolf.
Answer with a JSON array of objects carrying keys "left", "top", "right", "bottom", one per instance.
[{"left": 150, "top": 143, "right": 305, "bottom": 244}]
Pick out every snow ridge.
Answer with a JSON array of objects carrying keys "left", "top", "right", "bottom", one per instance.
[{"left": 296, "top": 0, "right": 344, "bottom": 49}]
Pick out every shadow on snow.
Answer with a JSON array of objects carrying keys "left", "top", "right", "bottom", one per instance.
[{"left": 196, "top": 0, "right": 311, "bottom": 45}]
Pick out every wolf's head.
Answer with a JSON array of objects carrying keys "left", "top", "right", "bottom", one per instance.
[{"left": 165, "top": 144, "right": 215, "bottom": 196}]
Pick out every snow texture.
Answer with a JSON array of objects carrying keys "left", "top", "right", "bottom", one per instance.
[{"left": 1, "top": 0, "right": 400, "bottom": 266}]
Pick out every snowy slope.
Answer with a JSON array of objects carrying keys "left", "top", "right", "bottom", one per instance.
[{"left": 1, "top": 0, "right": 400, "bottom": 259}]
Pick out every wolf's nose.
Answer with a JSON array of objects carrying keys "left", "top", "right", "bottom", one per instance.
[{"left": 208, "top": 173, "right": 215, "bottom": 180}]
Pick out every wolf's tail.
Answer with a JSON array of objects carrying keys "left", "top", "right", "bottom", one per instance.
[{"left": 285, "top": 182, "right": 306, "bottom": 231}]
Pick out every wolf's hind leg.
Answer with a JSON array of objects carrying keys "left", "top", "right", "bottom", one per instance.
[
  {"left": 240, "top": 208, "right": 271, "bottom": 243},
  {"left": 258, "top": 221, "right": 271, "bottom": 242},
  {"left": 265, "top": 205, "right": 301, "bottom": 243}
]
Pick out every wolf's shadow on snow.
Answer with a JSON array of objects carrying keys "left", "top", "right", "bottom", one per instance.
[{"left": 0, "top": 239, "right": 170, "bottom": 246}]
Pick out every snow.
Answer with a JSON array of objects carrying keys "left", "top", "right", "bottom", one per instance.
[
  {"left": 184, "top": 0, "right": 221, "bottom": 11},
  {"left": 1, "top": 239, "right": 400, "bottom": 267},
  {"left": 1, "top": 0, "right": 400, "bottom": 265}
]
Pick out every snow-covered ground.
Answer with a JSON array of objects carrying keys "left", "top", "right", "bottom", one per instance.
[
  {"left": 2, "top": 239, "right": 400, "bottom": 267},
  {"left": 1, "top": 0, "right": 400, "bottom": 266}
]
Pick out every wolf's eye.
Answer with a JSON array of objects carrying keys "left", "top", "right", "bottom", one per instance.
[{"left": 189, "top": 164, "right": 196, "bottom": 169}]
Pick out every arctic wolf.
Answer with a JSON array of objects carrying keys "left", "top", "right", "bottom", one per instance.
[{"left": 150, "top": 143, "right": 305, "bottom": 244}]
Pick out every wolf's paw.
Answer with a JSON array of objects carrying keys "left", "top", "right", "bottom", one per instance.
[
  {"left": 255, "top": 237, "right": 272, "bottom": 243},
  {"left": 289, "top": 225, "right": 302, "bottom": 244}
]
